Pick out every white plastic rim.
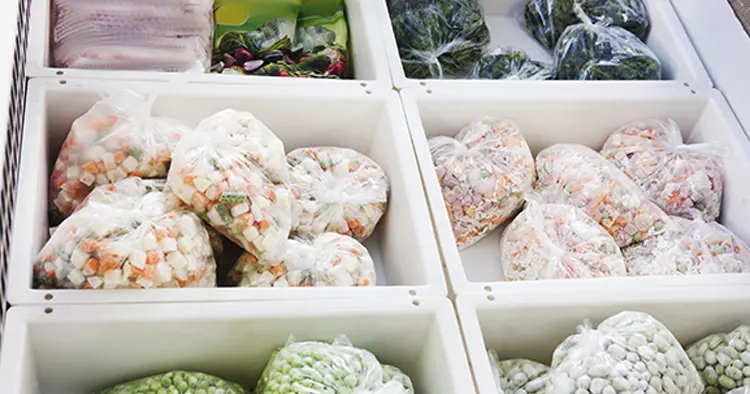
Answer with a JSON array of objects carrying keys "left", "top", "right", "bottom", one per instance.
[
  {"left": 401, "top": 84, "right": 750, "bottom": 297},
  {"left": 26, "top": 0, "right": 391, "bottom": 89},
  {"left": 374, "top": 0, "right": 711, "bottom": 89},
  {"left": 7, "top": 78, "right": 446, "bottom": 305},
  {"left": 456, "top": 287, "right": 750, "bottom": 394},
  {"left": 0, "top": 297, "right": 476, "bottom": 394},
  {"left": 670, "top": 0, "right": 750, "bottom": 135}
]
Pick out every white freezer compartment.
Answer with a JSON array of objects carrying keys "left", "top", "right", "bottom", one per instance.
[
  {"left": 374, "top": 0, "right": 710, "bottom": 89},
  {"left": 456, "top": 289, "right": 750, "bottom": 394},
  {"left": 25, "top": 0, "right": 390, "bottom": 89},
  {"left": 6, "top": 79, "right": 446, "bottom": 305},
  {"left": 0, "top": 298, "right": 476, "bottom": 394},
  {"left": 401, "top": 85, "right": 750, "bottom": 297}
]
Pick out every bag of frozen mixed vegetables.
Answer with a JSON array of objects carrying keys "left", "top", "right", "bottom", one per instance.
[
  {"left": 98, "top": 370, "right": 246, "bottom": 393},
  {"left": 291, "top": 0, "right": 350, "bottom": 78}
]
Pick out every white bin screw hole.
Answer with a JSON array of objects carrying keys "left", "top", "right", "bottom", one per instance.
[
  {"left": 419, "top": 82, "right": 427, "bottom": 87},
  {"left": 360, "top": 82, "right": 367, "bottom": 87},
  {"left": 55, "top": 71, "right": 64, "bottom": 76},
  {"left": 683, "top": 81, "right": 690, "bottom": 87},
  {"left": 412, "top": 299, "right": 421, "bottom": 307},
  {"left": 409, "top": 289, "right": 417, "bottom": 296},
  {"left": 691, "top": 89, "right": 697, "bottom": 95},
  {"left": 426, "top": 89, "right": 433, "bottom": 94},
  {"left": 44, "top": 293, "right": 53, "bottom": 301},
  {"left": 365, "top": 90, "right": 373, "bottom": 95},
  {"left": 483, "top": 285, "right": 492, "bottom": 292},
  {"left": 487, "top": 295, "right": 495, "bottom": 301},
  {"left": 59, "top": 80, "right": 67, "bottom": 85},
  {"left": 44, "top": 308, "right": 53, "bottom": 314}
]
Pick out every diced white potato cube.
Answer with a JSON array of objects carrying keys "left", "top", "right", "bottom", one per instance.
[
  {"left": 207, "top": 209, "right": 223, "bottom": 225},
  {"left": 66, "top": 269, "right": 86, "bottom": 287},
  {"left": 231, "top": 203, "right": 249, "bottom": 217},
  {"left": 242, "top": 226, "right": 259, "bottom": 242},
  {"left": 208, "top": 171, "right": 223, "bottom": 183},
  {"left": 66, "top": 166, "right": 80, "bottom": 179},
  {"left": 262, "top": 234, "right": 277, "bottom": 251},
  {"left": 193, "top": 177, "right": 212, "bottom": 193},
  {"left": 94, "top": 174, "right": 108, "bottom": 186},
  {"left": 141, "top": 233, "right": 158, "bottom": 250},
  {"left": 186, "top": 257, "right": 198, "bottom": 272},
  {"left": 111, "top": 167, "right": 127, "bottom": 181},
  {"left": 79, "top": 172, "right": 96, "bottom": 187},
  {"left": 86, "top": 145, "right": 106, "bottom": 161},
  {"left": 102, "top": 152, "right": 116, "bottom": 171},
  {"left": 136, "top": 278, "right": 153, "bottom": 289},
  {"left": 177, "top": 238, "right": 194, "bottom": 253},
  {"left": 87, "top": 276, "right": 104, "bottom": 289},
  {"left": 129, "top": 250, "right": 147, "bottom": 270},
  {"left": 250, "top": 203, "right": 263, "bottom": 220},
  {"left": 156, "top": 262, "right": 172, "bottom": 283},
  {"left": 167, "top": 252, "right": 187, "bottom": 269},
  {"left": 159, "top": 238, "right": 177, "bottom": 253},
  {"left": 70, "top": 248, "right": 88, "bottom": 270},
  {"left": 274, "top": 277, "right": 289, "bottom": 287},
  {"left": 174, "top": 267, "right": 188, "bottom": 281},
  {"left": 103, "top": 269, "right": 123, "bottom": 289},
  {"left": 122, "top": 156, "right": 139, "bottom": 172}
]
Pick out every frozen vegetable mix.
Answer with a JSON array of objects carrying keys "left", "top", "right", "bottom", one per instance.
[
  {"left": 430, "top": 118, "right": 535, "bottom": 249},
  {"left": 49, "top": 90, "right": 190, "bottom": 221},
  {"left": 601, "top": 119, "right": 726, "bottom": 222},
  {"left": 229, "top": 232, "right": 375, "bottom": 287},
  {"left": 500, "top": 200, "right": 626, "bottom": 281},
  {"left": 552, "top": 6, "right": 661, "bottom": 80},
  {"left": 546, "top": 311, "right": 704, "bottom": 394},
  {"left": 624, "top": 216, "right": 750, "bottom": 276},
  {"left": 488, "top": 350, "right": 549, "bottom": 393},
  {"left": 523, "top": 0, "right": 650, "bottom": 50},
  {"left": 534, "top": 144, "right": 668, "bottom": 248},
  {"left": 255, "top": 335, "right": 412, "bottom": 394},
  {"left": 167, "top": 109, "right": 292, "bottom": 255},
  {"left": 471, "top": 48, "right": 553, "bottom": 80},
  {"left": 287, "top": 147, "right": 388, "bottom": 241},
  {"left": 35, "top": 179, "right": 217, "bottom": 290},
  {"left": 98, "top": 370, "right": 246, "bottom": 393},
  {"left": 388, "top": 0, "right": 491, "bottom": 79},
  {"left": 382, "top": 365, "right": 415, "bottom": 394},
  {"left": 51, "top": 0, "right": 213, "bottom": 71},
  {"left": 687, "top": 325, "right": 750, "bottom": 393}
]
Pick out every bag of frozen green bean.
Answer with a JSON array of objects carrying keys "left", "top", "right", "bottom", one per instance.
[{"left": 687, "top": 325, "right": 750, "bottom": 393}]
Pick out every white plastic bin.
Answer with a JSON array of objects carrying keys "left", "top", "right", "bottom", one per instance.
[
  {"left": 374, "top": 0, "right": 710, "bottom": 89},
  {"left": 0, "top": 297, "right": 476, "bottom": 394},
  {"left": 401, "top": 85, "right": 750, "bottom": 297},
  {"left": 26, "top": 0, "right": 390, "bottom": 90},
  {"left": 6, "top": 79, "right": 446, "bottom": 305},
  {"left": 456, "top": 287, "right": 750, "bottom": 394}
]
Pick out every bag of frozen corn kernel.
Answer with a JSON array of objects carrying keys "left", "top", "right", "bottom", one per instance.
[
  {"left": 49, "top": 90, "right": 191, "bottom": 222},
  {"left": 229, "top": 232, "right": 375, "bottom": 287},
  {"left": 534, "top": 144, "right": 669, "bottom": 248},
  {"left": 167, "top": 109, "right": 292, "bottom": 256},
  {"left": 287, "top": 147, "right": 389, "bottom": 241},
  {"left": 601, "top": 119, "right": 727, "bottom": 222},
  {"left": 429, "top": 117, "right": 535, "bottom": 249},
  {"left": 34, "top": 179, "right": 217, "bottom": 290},
  {"left": 623, "top": 216, "right": 750, "bottom": 276},
  {"left": 488, "top": 350, "right": 549, "bottom": 393},
  {"left": 500, "top": 199, "right": 626, "bottom": 281},
  {"left": 686, "top": 325, "right": 750, "bottom": 394}
]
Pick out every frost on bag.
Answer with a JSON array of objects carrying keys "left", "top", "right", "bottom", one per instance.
[
  {"left": 255, "top": 335, "right": 412, "bottom": 394},
  {"left": 51, "top": 0, "right": 213, "bottom": 71},
  {"left": 98, "top": 370, "right": 245, "bottom": 394},
  {"left": 229, "top": 232, "right": 375, "bottom": 287},
  {"left": 471, "top": 48, "right": 553, "bottom": 80},
  {"left": 601, "top": 119, "right": 726, "bottom": 222},
  {"left": 500, "top": 200, "right": 626, "bottom": 281},
  {"left": 49, "top": 90, "right": 190, "bottom": 221},
  {"left": 488, "top": 350, "right": 549, "bottom": 393},
  {"left": 523, "top": 0, "right": 650, "bottom": 50},
  {"left": 287, "top": 147, "right": 388, "bottom": 241},
  {"left": 687, "top": 325, "right": 750, "bottom": 394},
  {"left": 553, "top": 5, "right": 661, "bottom": 80},
  {"left": 546, "top": 312, "right": 703, "bottom": 394},
  {"left": 35, "top": 178, "right": 217, "bottom": 290},
  {"left": 430, "top": 118, "right": 535, "bottom": 249},
  {"left": 534, "top": 144, "right": 668, "bottom": 248},
  {"left": 623, "top": 216, "right": 750, "bottom": 276},
  {"left": 388, "top": 0, "right": 491, "bottom": 79},
  {"left": 167, "top": 109, "right": 291, "bottom": 255}
]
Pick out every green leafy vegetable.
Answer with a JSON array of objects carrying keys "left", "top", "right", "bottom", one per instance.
[{"left": 471, "top": 48, "right": 552, "bottom": 80}]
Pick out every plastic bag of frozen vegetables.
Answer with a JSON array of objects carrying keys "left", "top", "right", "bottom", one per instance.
[
  {"left": 290, "top": 0, "right": 350, "bottom": 78},
  {"left": 255, "top": 335, "right": 413, "bottom": 393},
  {"left": 523, "top": 0, "right": 650, "bottom": 50},
  {"left": 471, "top": 47, "right": 552, "bottom": 80},
  {"left": 98, "top": 370, "right": 246, "bottom": 393},
  {"left": 553, "top": 5, "right": 661, "bottom": 80},
  {"left": 388, "top": 0, "right": 491, "bottom": 79}
]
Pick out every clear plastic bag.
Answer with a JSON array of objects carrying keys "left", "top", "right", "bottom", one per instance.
[
  {"left": 523, "top": 0, "right": 650, "bottom": 50},
  {"left": 430, "top": 118, "right": 535, "bottom": 249},
  {"left": 534, "top": 144, "right": 668, "bottom": 248},
  {"left": 552, "top": 5, "right": 661, "bottom": 80},
  {"left": 729, "top": 389, "right": 750, "bottom": 394},
  {"left": 624, "top": 216, "right": 750, "bottom": 276},
  {"left": 601, "top": 119, "right": 727, "bottom": 222},
  {"left": 98, "top": 370, "right": 246, "bottom": 394},
  {"left": 167, "top": 109, "right": 292, "bottom": 255},
  {"left": 388, "top": 0, "right": 491, "bottom": 79},
  {"left": 51, "top": 0, "right": 212, "bottom": 71},
  {"left": 500, "top": 200, "right": 626, "bottom": 281},
  {"left": 255, "top": 335, "right": 412, "bottom": 394},
  {"left": 471, "top": 47, "right": 553, "bottom": 80},
  {"left": 49, "top": 90, "right": 191, "bottom": 220},
  {"left": 229, "top": 232, "right": 375, "bottom": 287},
  {"left": 382, "top": 365, "right": 415, "bottom": 394},
  {"left": 35, "top": 179, "right": 217, "bottom": 290},
  {"left": 546, "top": 311, "right": 704, "bottom": 394},
  {"left": 488, "top": 350, "right": 549, "bottom": 393},
  {"left": 686, "top": 325, "right": 750, "bottom": 394},
  {"left": 287, "top": 147, "right": 389, "bottom": 241}
]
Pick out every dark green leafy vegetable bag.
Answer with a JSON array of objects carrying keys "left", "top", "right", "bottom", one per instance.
[
  {"left": 524, "top": 0, "right": 650, "bottom": 50},
  {"left": 98, "top": 370, "right": 246, "bottom": 393},
  {"left": 471, "top": 48, "right": 552, "bottom": 80},
  {"left": 553, "top": 5, "right": 661, "bottom": 80},
  {"left": 388, "top": 0, "right": 491, "bottom": 79}
]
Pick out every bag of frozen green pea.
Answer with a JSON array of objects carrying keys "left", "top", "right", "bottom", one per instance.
[
  {"left": 293, "top": 0, "right": 350, "bottom": 78},
  {"left": 98, "top": 370, "right": 246, "bottom": 393}
]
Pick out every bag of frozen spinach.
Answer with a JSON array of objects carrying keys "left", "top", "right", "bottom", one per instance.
[
  {"left": 211, "top": 0, "right": 301, "bottom": 75},
  {"left": 292, "top": 0, "right": 350, "bottom": 78}
]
